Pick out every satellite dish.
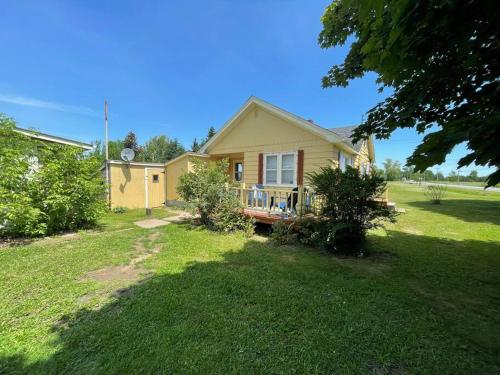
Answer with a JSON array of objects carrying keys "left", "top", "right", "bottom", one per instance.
[{"left": 120, "top": 148, "right": 135, "bottom": 162}]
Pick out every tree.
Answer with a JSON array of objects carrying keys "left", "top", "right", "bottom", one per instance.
[
  {"left": 191, "top": 138, "right": 201, "bottom": 152},
  {"left": 448, "top": 171, "right": 458, "bottom": 181},
  {"left": 142, "top": 135, "right": 185, "bottom": 163},
  {"left": 468, "top": 170, "right": 479, "bottom": 181},
  {"left": 206, "top": 126, "right": 216, "bottom": 141},
  {"left": 319, "top": 0, "right": 500, "bottom": 186},
  {"left": 123, "top": 132, "right": 141, "bottom": 153},
  {"left": 89, "top": 140, "right": 105, "bottom": 163},
  {"left": 402, "top": 165, "right": 415, "bottom": 180},
  {"left": 190, "top": 126, "right": 217, "bottom": 153},
  {"left": 382, "top": 158, "right": 402, "bottom": 181},
  {"left": 108, "top": 140, "right": 125, "bottom": 160}
]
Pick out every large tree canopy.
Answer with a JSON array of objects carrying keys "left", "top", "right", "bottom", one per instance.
[
  {"left": 319, "top": 0, "right": 500, "bottom": 186},
  {"left": 142, "top": 135, "right": 185, "bottom": 163}
]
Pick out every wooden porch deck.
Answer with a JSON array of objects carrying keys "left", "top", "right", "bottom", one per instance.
[{"left": 243, "top": 208, "right": 296, "bottom": 224}]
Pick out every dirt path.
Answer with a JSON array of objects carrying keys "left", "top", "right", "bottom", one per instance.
[{"left": 78, "top": 230, "right": 164, "bottom": 304}]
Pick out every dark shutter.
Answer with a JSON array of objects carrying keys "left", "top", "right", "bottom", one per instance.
[
  {"left": 297, "top": 150, "right": 304, "bottom": 185},
  {"left": 258, "top": 153, "right": 263, "bottom": 184}
]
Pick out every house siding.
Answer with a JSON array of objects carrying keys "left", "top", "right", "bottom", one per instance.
[
  {"left": 165, "top": 154, "right": 208, "bottom": 202},
  {"left": 165, "top": 157, "right": 189, "bottom": 202},
  {"left": 354, "top": 141, "right": 371, "bottom": 169},
  {"left": 109, "top": 164, "right": 165, "bottom": 209},
  {"left": 208, "top": 107, "right": 347, "bottom": 186}
]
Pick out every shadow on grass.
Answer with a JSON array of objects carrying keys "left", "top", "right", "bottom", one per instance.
[
  {"left": 406, "top": 199, "right": 500, "bottom": 225},
  {"left": 1, "top": 232, "right": 500, "bottom": 374}
]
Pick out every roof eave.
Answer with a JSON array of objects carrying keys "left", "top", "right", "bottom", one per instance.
[
  {"left": 15, "top": 128, "right": 93, "bottom": 150},
  {"left": 164, "top": 152, "right": 211, "bottom": 167}
]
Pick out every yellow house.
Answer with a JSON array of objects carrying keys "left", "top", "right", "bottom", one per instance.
[{"left": 107, "top": 96, "right": 374, "bottom": 210}]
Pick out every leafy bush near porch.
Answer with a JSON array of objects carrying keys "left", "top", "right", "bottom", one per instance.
[
  {"left": 177, "top": 158, "right": 253, "bottom": 234},
  {"left": 0, "top": 116, "right": 106, "bottom": 237},
  {"left": 304, "top": 166, "right": 396, "bottom": 255}
]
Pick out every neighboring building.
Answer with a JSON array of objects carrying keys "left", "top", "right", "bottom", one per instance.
[
  {"left": 107, "top": 97, "right": 374, "bottom": 210},
  {"left": 12, "top": 127, "right": 93, "bottom": 173},
  {"left": 15, "top": 127, "right": 93, "bottom": 150}
]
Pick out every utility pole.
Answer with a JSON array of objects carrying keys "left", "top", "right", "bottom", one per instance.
[{"left": 104, "top": 100, "right": 110, "bottom": 207}]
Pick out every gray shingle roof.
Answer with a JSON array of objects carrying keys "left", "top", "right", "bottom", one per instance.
[{"left": 328, "top": 125, "right": 362, "bottom": 152}]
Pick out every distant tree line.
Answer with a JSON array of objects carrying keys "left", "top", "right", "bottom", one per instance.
[
  {"left": 379, "top": 158, "right": 488, "bottom": 183},
  {"left": 90, "top": 126, "right": 217, "bottom": 163}
]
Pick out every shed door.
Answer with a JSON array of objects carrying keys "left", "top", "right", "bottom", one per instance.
[{"left": 148, "top": 168, "right": 165, "bottom": 208}]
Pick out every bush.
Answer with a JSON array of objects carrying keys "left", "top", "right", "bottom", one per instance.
[
  {"left": 177, "top": 158, "right": 254, "bottom": 234},
  {"left": 209, "top": 192, "right": 254, "bottom": 236},
  {"left": 0, "top": 116, "right": 106, "bottom": 237},
  {"left": 306, "top": 165, "right": 396, "bottom": 255},
  {"left": 425, "top": 185, "right": 446, "bottom": 204},
  {"left": 112, "top": 206, "right": 128, "bottom": 214},
  {"left": 270, "top": 220, "right": 295, "bottom": 245}
]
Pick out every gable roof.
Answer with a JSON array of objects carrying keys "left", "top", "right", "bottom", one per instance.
[
  {"left": 15, "top": 127, "right": 93, "bottom": 150},
  {"left": 199, "top": 96, "right": 358, "bottom": 154},
  {"left": 328, "top": 125, "right": 362, "bottom": 152}
]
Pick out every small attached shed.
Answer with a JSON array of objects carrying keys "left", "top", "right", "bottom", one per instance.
[
  {"left": 164, "top": 153, "right": 211, "bottom": 204},
  {"left": 105, "top": 161, "right": 166, "bottom": 209}
]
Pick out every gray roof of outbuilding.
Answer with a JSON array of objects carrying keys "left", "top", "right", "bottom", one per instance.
[{"left": 328, "top": 125, "right": 362, "bottom": 152}]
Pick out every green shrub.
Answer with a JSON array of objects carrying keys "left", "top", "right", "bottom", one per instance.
[
  {"left": 0, "top": 116, "right": 106, "bottom": 237},
  {"left": 425, "top": 185, "right": 446, "bottom": 204},
  {"left": 112, "top": 206, "right": 128, "bottom": 214},
  {"left": 0, "top": 196, "right": 47, "bottom": 237},
  {"left": 210, "top": 192, "right": 250, "bottom": 233},
  {"left": 307, "top": 165, "right": 396, "bottom": 255},
  {"left": 177, "top": 158, "right": 254, "bottom": 234},
  {"left": 293, "top": 217, "right": 324, "bottom": 247},
  {"left": 29, "top": 145, "right": 106, "bottom": 234},
  {"left": 270, "top": 220, "right": 295, "bottom": 245}
]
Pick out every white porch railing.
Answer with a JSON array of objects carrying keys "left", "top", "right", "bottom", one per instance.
[
  {"left": 231, "top": 185, "right": 324, "bottom": 218},
  {"left": 231, "top": 184, "right": 388, "bottom": 219}
]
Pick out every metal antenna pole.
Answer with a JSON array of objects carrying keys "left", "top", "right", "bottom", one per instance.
[
  {"left": 105, "top": 100, "right": 110, "bottom": 207},
  {"left": 105, "top": 100, "right": 109, "bottom": 161}
]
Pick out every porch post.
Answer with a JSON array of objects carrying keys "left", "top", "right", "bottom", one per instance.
[
  {"left": 296, "top": 185, "right": 304, "bottom": 217},
  {"left": 240, "top": 184, "right": 245, "bottom": 207}
]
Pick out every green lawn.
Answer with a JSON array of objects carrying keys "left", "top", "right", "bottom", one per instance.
[{"left": 1, "top": 185, "right": 499, "bottom": 374}]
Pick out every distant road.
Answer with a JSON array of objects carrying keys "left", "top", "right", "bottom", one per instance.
[{"left": 420, "top": 182, "right": 500, "bottom": 192}]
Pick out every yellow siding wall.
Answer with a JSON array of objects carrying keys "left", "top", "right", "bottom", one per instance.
[
  {"left": 109, "top": 164, "right": 166, "bottom": 209},
  {"left": 165, "top": 155, "right": 209, "bottom": 201},
  {"left": 165, "top": 157, "right": 189, "bottom": 201},
  {"left": 208, "top": 107, "right": 346, "bottom": 185},
  {"left": 354, "top": 141, "right": 371, "bottom": 169}
]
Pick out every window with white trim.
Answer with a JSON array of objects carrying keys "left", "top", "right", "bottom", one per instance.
[
  {"left": 338, "top": 151, "right": 353, "bottom": 171},
  {"left": 264, "top": 152, "right": 297, "bottom": 186}
]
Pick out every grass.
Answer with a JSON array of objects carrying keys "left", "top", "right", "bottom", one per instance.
[{"left": 1, "top": 185, "right": 499, "bottom": 374}]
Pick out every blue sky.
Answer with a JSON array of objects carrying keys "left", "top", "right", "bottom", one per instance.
[{"left": 0, "top": 0, "right": 491, "bottom": 176}]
